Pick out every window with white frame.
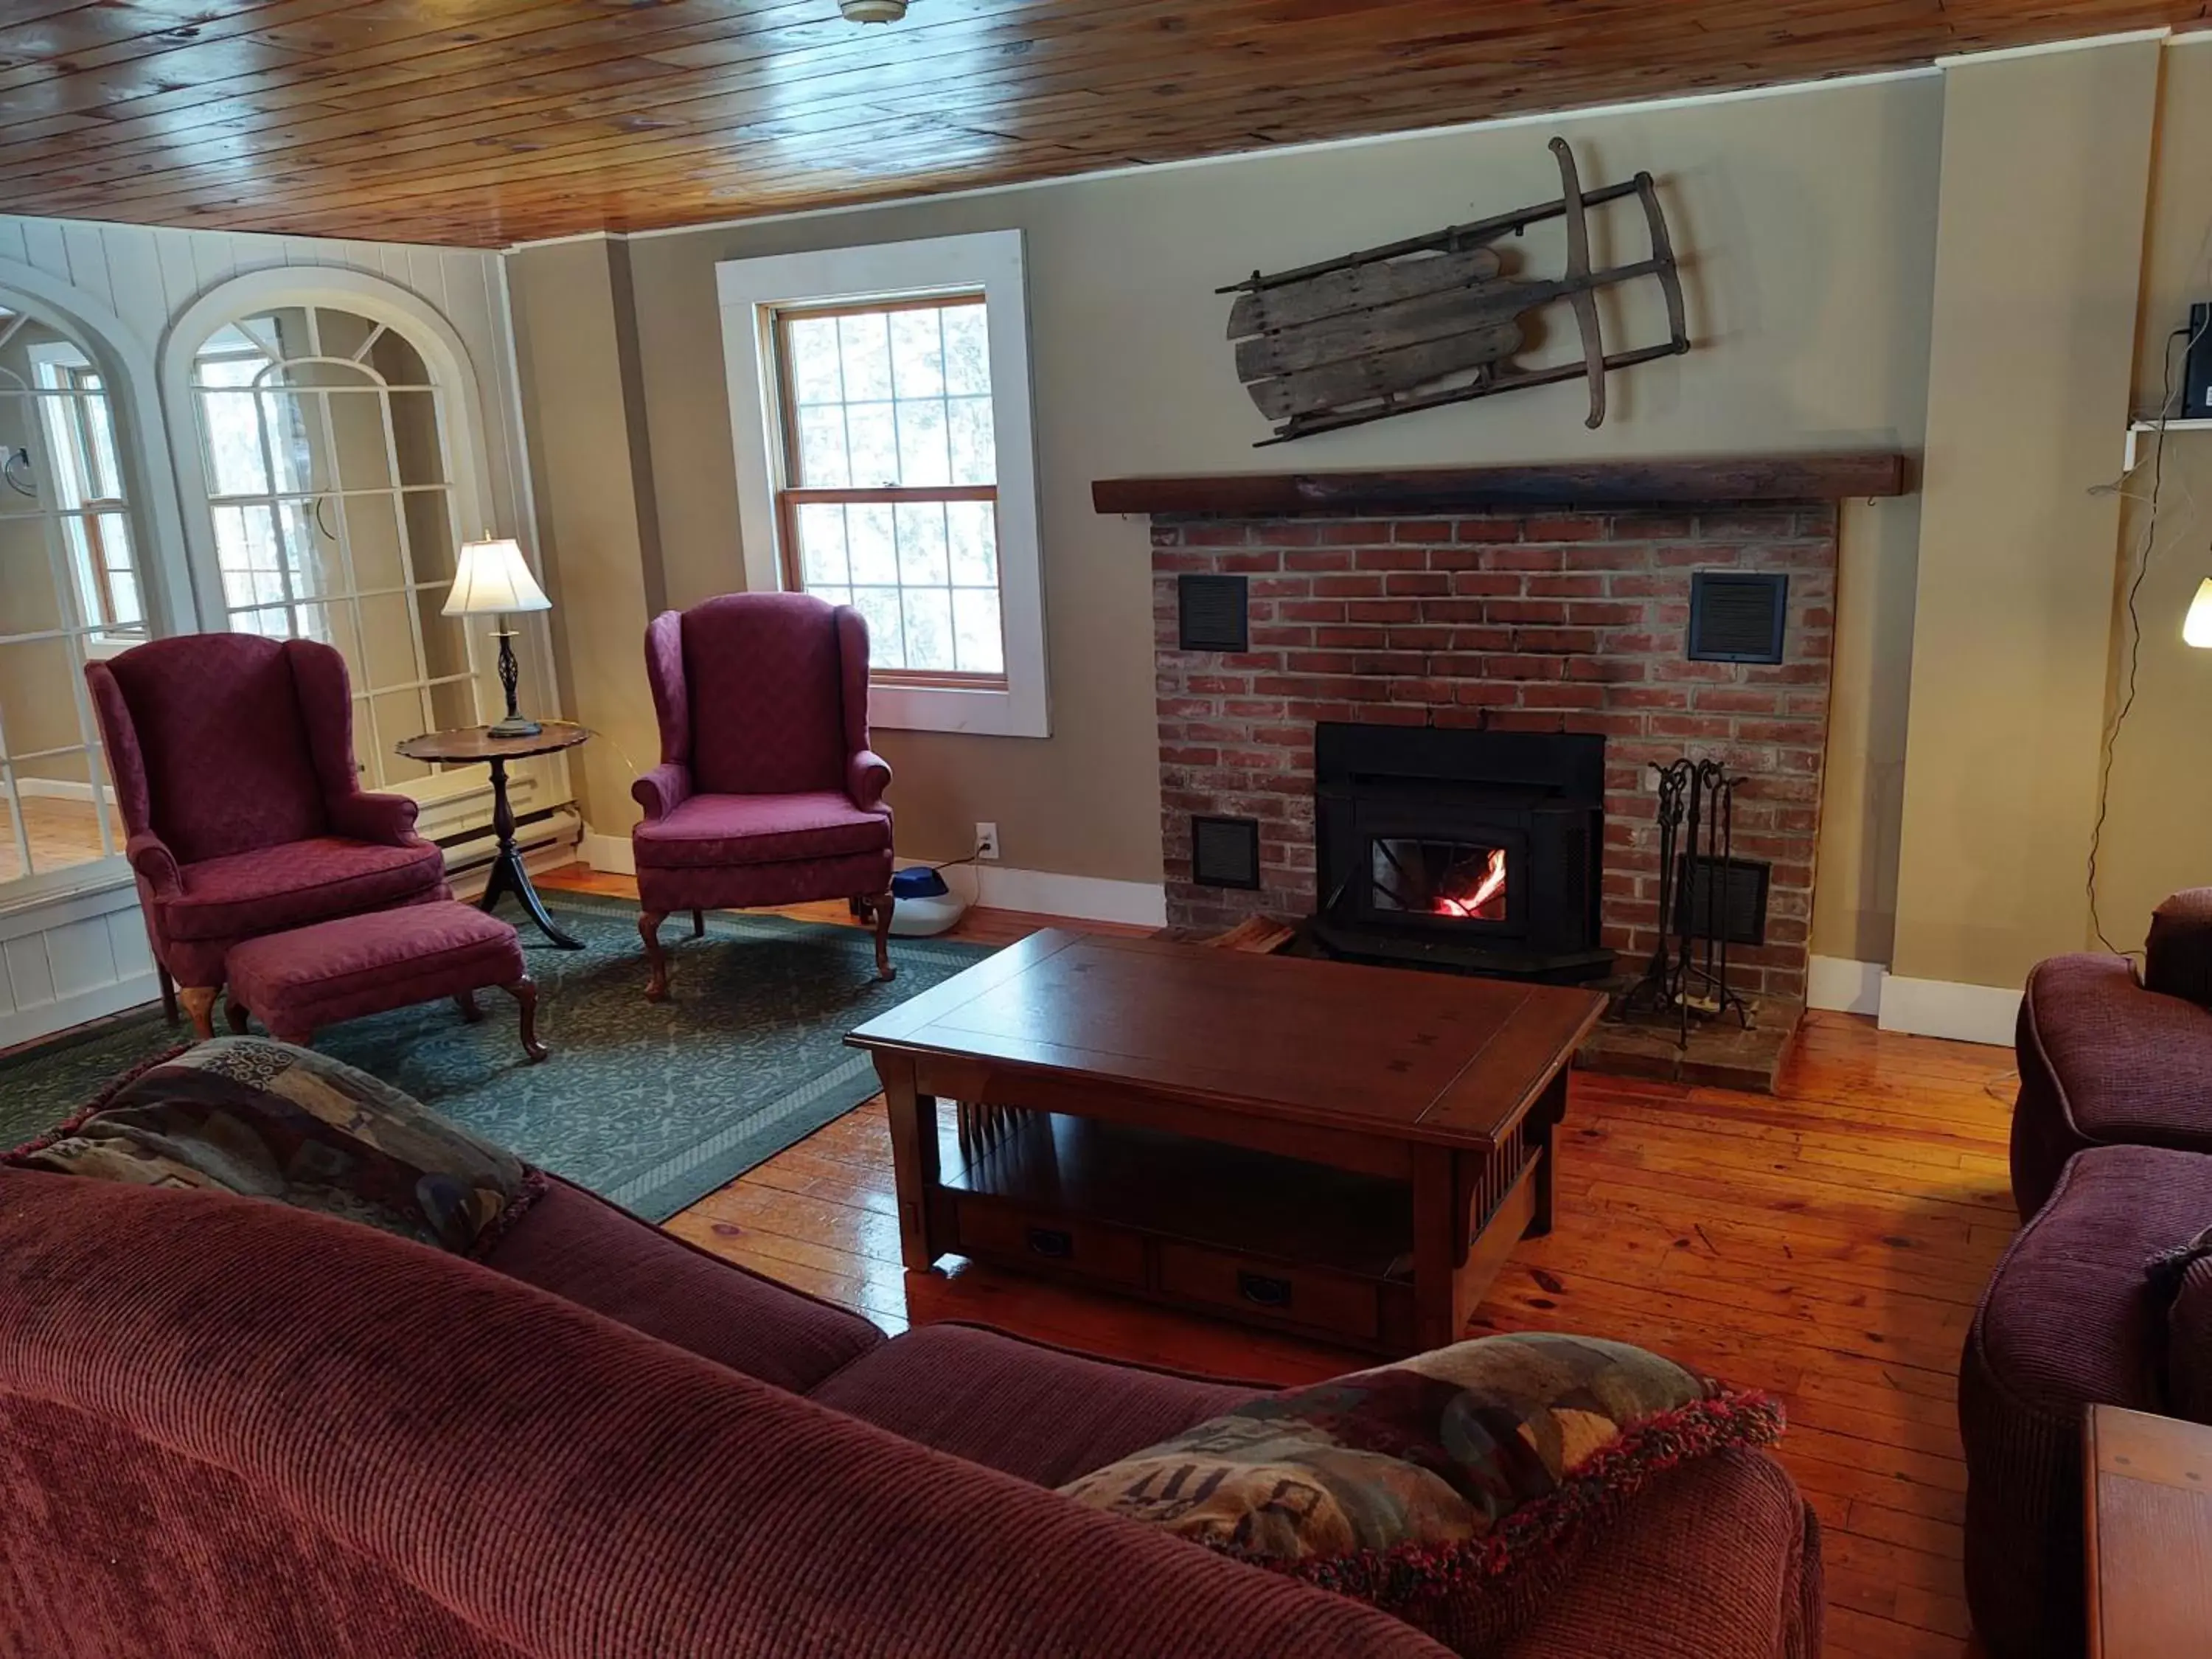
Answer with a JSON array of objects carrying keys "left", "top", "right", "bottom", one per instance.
[
  {"left": 719, "top": 232, "right": 1048, "bottom": 738},
  {"left": 0, "top": 299, "right": 140, "bottom": 888},
  {"left": 185, "top": 306, "right": 478, "bottom": 790}
]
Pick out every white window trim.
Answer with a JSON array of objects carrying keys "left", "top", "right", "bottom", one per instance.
[{"left": 716, "top": 229, "right": 1050, "bottom": 739}]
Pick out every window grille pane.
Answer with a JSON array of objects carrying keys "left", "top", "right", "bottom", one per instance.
[
  {"left": 947, "top": 396, "right": 995, "bottom": 486},
  {"left": 888, "top": 309, "right": 945, "bottom": 398},
  {"left": 940, "top": 304, "right": 991, "bottom": 395},
  {"left": 953, "top": 587, "right": 1004, "bottom": 675},
  {"left": 893, "top": 500, "right": 948, "bottom": 586},
  {"left": 851, "top": 587, "right": 905, "bottom": 668},
  {"left": 846, "top": 400, "right": 897, "bottom": 487},
  {"left": 838, "top": 313, "right": 893, "bottom": 401},
  {"left": 787, "top": 316, "right": 843, "bottom": 404},
  {"left": 902, "top": 586, "right": 955, "bottom": 672},
  {"left": 846, "top": 503, "right": 897, "bottom": 584},
  {"left": 330, "top": 390, "right": 397, "bottom": 491},
  {"left": 894, "top": 397, "right": 949, "bottom": 487},
  {"left": 199, "top": 391, "right": 271, "bottom": 495},
  {"left": 386, "top": 391, "right": 445, "bottom": 484},
  {"left": 796, "top": 406, "right": 850, "bottom": 487},
  {"left": 946, "top": 501, "right": 998, "bottom": 586},
  {"left": 341, "top": 493, "right": 407, "bottom": 593},
  {"left": 794, "top": 502, "right": 848, "bottom": 586}
]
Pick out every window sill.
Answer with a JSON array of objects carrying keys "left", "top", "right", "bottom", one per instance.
[{"left": 870, "top": 677, "right": 1047, "bottom": 739}]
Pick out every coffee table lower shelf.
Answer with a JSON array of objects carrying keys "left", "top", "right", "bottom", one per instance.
[{"left": 924, "top": 1109, "right": 1543, "bottom": 1356}]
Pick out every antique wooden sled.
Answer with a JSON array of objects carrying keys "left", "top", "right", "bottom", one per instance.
[{"left": 1222, "top": 137, "right": 1690, "bottom": 445}]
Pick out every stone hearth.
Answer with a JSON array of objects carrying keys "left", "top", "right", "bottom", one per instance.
[{"left": 1147, "top": 502, "right": 1839, "bottom": 1010}]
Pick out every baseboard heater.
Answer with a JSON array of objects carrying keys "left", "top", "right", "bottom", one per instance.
[{"left": 434, "top": 806, "right": 582, "bottom": 888}]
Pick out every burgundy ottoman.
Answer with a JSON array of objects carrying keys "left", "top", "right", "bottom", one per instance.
[{"left": 223, "top": 901, "right": 546, "bottom": 1062}]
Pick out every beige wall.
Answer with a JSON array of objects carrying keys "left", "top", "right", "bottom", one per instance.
[
  {"left": 518, "top": 74, "right": 1941, "bottom": 959},
  {"left": 2089, "top": 41, "right": 2212, "bottom": 955},
  {"left": 1890, "top": 38, "right": 2163, "bottom": 991}
]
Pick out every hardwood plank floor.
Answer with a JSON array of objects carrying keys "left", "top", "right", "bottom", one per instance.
[{"left": 540, "top": 863, "right": 2008, "bottom": 1659}]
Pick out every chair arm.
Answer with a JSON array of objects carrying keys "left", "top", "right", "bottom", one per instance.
[
  {"left": 326, "top": 790, "right": 422, "bottom": 846},
  {"left": 2147, "top": 888, "right": 2212, "bottom": 1007},
  {"left": 633, "top": 762, "right": 692, "bottom": 822},
  {"left": 125, "top": 831, "right": 181, "bottom": 899},
  {"left": 847, "top": 748, "right": 891, "bottom": 812}
]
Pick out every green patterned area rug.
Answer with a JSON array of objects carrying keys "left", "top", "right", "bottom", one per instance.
[{"left": 0, "top": 891, "right": 992, "bottom": 1222}]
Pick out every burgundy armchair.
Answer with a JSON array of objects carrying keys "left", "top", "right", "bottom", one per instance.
[
  {"left": 633, "top": 593, "right": 895, "bottom": 1000},
  {"left": 85, "top": 633, "right": 450, "bottom": 1038}
]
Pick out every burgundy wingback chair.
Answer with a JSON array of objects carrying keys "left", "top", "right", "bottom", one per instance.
[
  {"left": 632, "top": 593, "right": 894, "bottom": 1000},
  {"left": 85, "top": 633, "right": 450, "bottom": 1037}
]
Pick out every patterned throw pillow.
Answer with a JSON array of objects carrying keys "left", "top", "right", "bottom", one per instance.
[
  {"left": 3, "top": 1037, "right": 543, "bottom": 1256},
  {"left": 1059, "top": 1332, "right": 1783, "bottom": 1655}
]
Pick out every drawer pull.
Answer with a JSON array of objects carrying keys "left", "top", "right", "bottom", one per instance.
[
  {"left": 1026, "top": 1226, "right": 1074, "bottom": 1260},
  {"left": 1238, "top": 1271, "right": 1294, "bottom": 1309}
]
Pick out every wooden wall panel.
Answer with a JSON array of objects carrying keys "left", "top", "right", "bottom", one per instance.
[{"left": 0, "top": 0, "right": 2202, "bottom": 247}]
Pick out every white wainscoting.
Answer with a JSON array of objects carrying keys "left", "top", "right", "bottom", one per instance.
[{"left": 0, "top": 879, "right": 159, "bottom": 1050}]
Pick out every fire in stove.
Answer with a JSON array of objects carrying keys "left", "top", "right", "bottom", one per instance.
[
  {"left": 1370, "top": 837, "right": 1511, "bottom": 924},
  {"left": 1433, "top": 846, "right": 1509, "bottom": 919}
]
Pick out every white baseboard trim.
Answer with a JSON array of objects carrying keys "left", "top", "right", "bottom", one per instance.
[
  {"left": 1877, "top": 973, "right": 2020, "bottom": 1046},
  {"left": 582, "top": 830, "right": 635, "bottom": 876},
  {"left": 968, "top": 866, "right": 1168, "bottom": 927},
  {"left": 15, "top": 777, "right": 117, "bottom": 804},
  {"left": 1808, "top": 955, "right": 1885, "bottom": 1016},
  {"left": 583, "top": 830, "right": 1169, "bottom": 928},
  {"left": 0, "top": 970, "right": 160, "bottom": 1051}
]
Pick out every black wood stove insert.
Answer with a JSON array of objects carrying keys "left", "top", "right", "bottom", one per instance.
[{"left": 1310, "top": 722, "right": 1612, "bottom": 983}]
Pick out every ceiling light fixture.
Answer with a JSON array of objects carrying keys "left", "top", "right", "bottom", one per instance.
[{"left": 839, "top": 0, "right": 908, "bottom": 20}]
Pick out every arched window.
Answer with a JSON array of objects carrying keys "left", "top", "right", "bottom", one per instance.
[
  {"left": 0, "top": 296, "right": 145, "bottom": 887},
  {"left": 179, "top": 298, "right": 481, "bottom": 793}
]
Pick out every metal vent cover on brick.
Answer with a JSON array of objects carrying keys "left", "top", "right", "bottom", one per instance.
[
  {"left": 1687, "top": 571, "right": 1788, "bottom": 664},
  {"left": 1178, "top": 574, "right": 1249, "bottom": 653},
  {"left": 1673, "top": 855, "right": 1770, "bottom": 946},
  {"left": 1191, "top": 815, "right": 1262, "bottom": 889}
]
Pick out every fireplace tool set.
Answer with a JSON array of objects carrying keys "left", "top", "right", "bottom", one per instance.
[{"left": 1624, "top": 757, "right": 1752, "bottom": 1049}]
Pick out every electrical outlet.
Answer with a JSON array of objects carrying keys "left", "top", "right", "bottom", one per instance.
[{"left": 974, "top": 821, "right": 1001, "bottom": 862}]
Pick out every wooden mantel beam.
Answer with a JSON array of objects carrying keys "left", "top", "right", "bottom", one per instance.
[{"left": 1091, "top": 453, "right": 1910, "bottom": 517}]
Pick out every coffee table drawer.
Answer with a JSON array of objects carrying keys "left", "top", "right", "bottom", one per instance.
[
  {"left": 1157, "top": 1242, "right": 1380, "bottom": 1343},
  {"left": 952, "top": 1195, "right": 1147, "bottom": 1287}
]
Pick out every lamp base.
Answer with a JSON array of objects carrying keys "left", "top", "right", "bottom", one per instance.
[{"left": 487, "top": 714, "right": 543, "bottom": 739}]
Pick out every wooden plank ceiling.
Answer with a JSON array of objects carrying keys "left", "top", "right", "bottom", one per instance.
[{"left": 0, "top": 0, "right": 2204, "bottom": 249}]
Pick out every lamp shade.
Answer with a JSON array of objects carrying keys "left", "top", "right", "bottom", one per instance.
[
  {"left": 444, "top": 538, "right": 551, "bottom": 616},
  {"left": 2188, "top": 578, "right": 2212, "bottom": 650}
]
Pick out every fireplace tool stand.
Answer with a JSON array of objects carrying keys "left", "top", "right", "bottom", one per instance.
[{"left": 1624, "top": 757, "right": 1751, "bottom": 1048}]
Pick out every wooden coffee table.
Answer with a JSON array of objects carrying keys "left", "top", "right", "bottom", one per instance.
[
  {"left": 847, "top": 930, "right": 1605, "bottom": 1354},
  {"left": 2087, "top": 1404, "right": 2212, "bottom": 1657}
]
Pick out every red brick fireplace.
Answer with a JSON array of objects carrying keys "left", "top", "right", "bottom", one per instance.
[{"left": 1098, "top": 456, "right": 1909, "bottom": 1009}]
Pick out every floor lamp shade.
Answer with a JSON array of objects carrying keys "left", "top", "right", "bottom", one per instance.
[{"left": 445, "top": 538, "right": 552, "bottom": 737}]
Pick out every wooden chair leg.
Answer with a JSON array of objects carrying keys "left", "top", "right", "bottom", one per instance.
[
  {"left": 868, "top": 889, "right": 896, "bottom": 981},
  {"left": 503, "top": 976, "right": 548, "bottom": 1062},
  {"left": 640, "top": 911, "right": 671, "bottom": 1001},
  {"left": 455, "top": 989, "right": 483, "bottom": 1023},
  {"left": 692, "top": 908, "right": 706, "bottom": 939},
  {"left": 177, "top": 985, "right": 218, "bottom": 1042},
  {"left": 157, "top": 964, "right": 179, "bottom": 1026},
  {"left": 224, "top": 999, "right": 250, "bottom": 1036}
]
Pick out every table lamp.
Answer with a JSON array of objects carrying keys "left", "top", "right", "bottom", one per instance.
[
  {"left": 445, "top": 537, "right": 552, "bottom": 738},
  {"left": 2188, "top": 578, "right": 2212, "bottom": 649}
]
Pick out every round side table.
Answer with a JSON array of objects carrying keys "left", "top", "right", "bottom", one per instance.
[{"left": 397, "top": 720, "right": 591, "bottom": 950}]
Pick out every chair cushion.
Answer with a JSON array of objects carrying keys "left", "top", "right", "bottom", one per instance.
[
  {"left": 160, "top": 837, "right": 448, "bottom": 942},
  {"left": 480, "top": 1175, "right": 886, "bottom": 1395},
  {"left": 226, "top": 901, "right": 524, "bottom": 1039},
  {"left": 808, "top": 1322, "right": 1256, "bottom": 1489},
  {"left": 631, "top": 790, "right": 892, "bottom": 869}
]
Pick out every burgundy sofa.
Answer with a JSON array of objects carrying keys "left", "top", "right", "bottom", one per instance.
[
  {"left": 1962, "top": 889, "right": 2212, "bottom": 1659},
  {"left": 633, "top": 593, "right": 896, "bottom": 999},
  {"left": 84, "top": 634, "right": 448, "bottom": 1040},
  {"left": 2011, "top": 888, "right": 2212, "bottom": 1218},
  {"left": 0, "top": 1166, "right": 1823, "bottom": 1658}
]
